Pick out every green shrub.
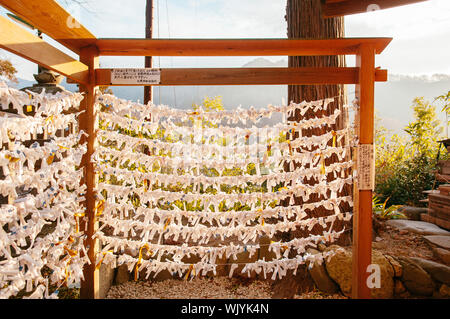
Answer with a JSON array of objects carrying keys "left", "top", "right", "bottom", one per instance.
[{"left": 375, "top": 96, "right": 447, "bottom": 207}]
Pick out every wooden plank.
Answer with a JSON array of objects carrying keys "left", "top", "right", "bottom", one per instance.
[
  {"left": 79, "top": 45, "right": 99, "bottom": 300},
  {"left": 436, "top": 173, "right": 450, "bottom": 183},
  {"left": 421, "top": 213, "right": 450, "bottom": 230},
  {"left": 352, "top": 43, "right": 376, "bottom": 299},
  {"left": 95, "top": 67, "right": 388, "bottom": 86},
  {"left": 0, "top": 0, "right": 96, "bottom": 53},
  {"left": 438, "top": 184, "right": 450, "bottom": 195},
  {"left": 323, "top": 0, "right": 429, "bottom": 18},
  {"left": 437, "top": 160, "right": 450, "bottom": 175},
  {"left": 95, "top": 38, "right": 392, "bottom": 56},
  {"left": 0, "top": 16, "right": 89, "bottom": 84}
]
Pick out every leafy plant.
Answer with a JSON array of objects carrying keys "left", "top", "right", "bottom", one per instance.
[
  {"left": 372, "top": 195, "right": 406, "bottom": 220},
  {"left": 375, "top": 96, "right": 447, "bottom": 206},
  {"left": 435, "top": 91, "right": 450, "bottom": 121},
  {"left": 0, "top": 58, "right": 17, "bottom": 83}
]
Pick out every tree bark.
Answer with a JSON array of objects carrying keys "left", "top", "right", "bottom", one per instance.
[
  {"left": 286, "top": 0, "right": 346, "bottom": 110},
  {"left": 284, "top": 0, "right": 351, "bottom": 244},
  {"left": 144, "top": 0, "right": 153, "bottom": 105}
]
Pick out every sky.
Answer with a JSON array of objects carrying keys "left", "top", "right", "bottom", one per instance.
[{"left": 1, "top": 0, "right": 450, "bottom": 80}]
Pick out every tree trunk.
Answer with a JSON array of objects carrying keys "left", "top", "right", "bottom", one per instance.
[
  {"left": 284, "top": 0, "right": 351, "bottom": 245},
  {"left": 286, "top": 0, "right": 346, "bottom": 111},
  {"left": 144, "top": 0, "right": 153, "bottom": 105}
]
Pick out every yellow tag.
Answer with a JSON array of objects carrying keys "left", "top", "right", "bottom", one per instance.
[
  {"left": 261, "top": 218, "right": 265, "bottom": 226},
  {"left": 64, "top": 246, "right": 78, "bottom": 258},
  {"left": 47, "top": 154, "right": 55, "bottom": 165},
  {"left": 95, "top": 250, "right": 113, "bottom": 270},
  {"left": 290, "top": 127, "right": 296, "bottom": 138},
  {"left": 331, "top": 130, "right": 337, "bottom": 148},
  {"left": 45, "top": 115, "right": 54, "bottom": 123},
  {"left": 138, "top": 166, "right": 146, "bottom": 173},
  {"left": 27, "top": 105, "right": 33, "bottom": 112},
  {"left": 184, "top": 264, "right": 194, "bottom": 281},
  {"left": 5, "top": 155, "right": 20, "bottom": 163},
  {"left": 279, "top": 187, "right": 288, "bottom": 192},
  {"left": 320, "top": 154, "right": 326, "bottom": 175},
  {"left": 287, "top": 140, "right": 292, "bottom": 155},
  {"left": 74, "top": 212, "right": 85, "bottom": 233},
  {"left": 95, "top": 200, "right": 105, "bottom": 217},
  {"left": 62, "top": 263, "right": 71, "bottom": 286},
  {"left": 49, "top": 191, "right": 59, "bottom": 205},
  {"left": 134, "top": 244, "right": 152, "bottom": 281},
  {"left": 7, "top": 130, "right": 14, "bottom": 140},
  {"left": 58, "top": 144, "right": 69, "bottom": 150},
  {"left": 163, "top": 218, "right": 171, "bottom": 231}
]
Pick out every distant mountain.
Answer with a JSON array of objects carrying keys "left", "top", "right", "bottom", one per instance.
[
  {"left": 375, "top": 74, "right": 450, "bottom": 134},
  {"left": 12, "top": 58, "right": 450, "bottom": 135},
  {"left": 242, "top": 58, "right": 288, "bottom": 68}
]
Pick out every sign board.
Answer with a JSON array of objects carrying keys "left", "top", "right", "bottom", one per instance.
[
  {"left": 111, "top": 68, "right": 161, "bottom": 85},
  {"left": 357, "top": 144, "right": 375, "bottom": 191}
]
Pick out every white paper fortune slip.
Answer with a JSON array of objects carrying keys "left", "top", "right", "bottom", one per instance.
[
  {"left": 111, "top": 68, "right": 161, "bottom": 85},
  {"left": 357, "top": 144, "right": 375, "bottom": 191}
]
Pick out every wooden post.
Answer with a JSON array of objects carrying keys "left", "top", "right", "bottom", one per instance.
[
  {"left": 352, "top": 43, "right": 376, "bottom": 299},
  {"left": 79, "top": 45, "right": 100, "bottom": 299},
  {"left": 144, "top": 0, "right": 153, "bottom": 105}
]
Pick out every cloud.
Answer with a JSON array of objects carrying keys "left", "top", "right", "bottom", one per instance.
[
  {"left": 3, "top": 0, "right": 450, "bottom": 80},
  {"left": 345, "top": 0, "right": 450, "bottom": 74},
  {"left": 60, "top": 0, "right": 286, "bottom": 39}
]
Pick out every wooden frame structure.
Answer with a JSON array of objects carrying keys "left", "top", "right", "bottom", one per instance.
[
  {"left": 0, "top": 0, "right": 393, "bottom": 299},
  {"left": 322, "top": 0, "right": 429, "bottom": 18}
]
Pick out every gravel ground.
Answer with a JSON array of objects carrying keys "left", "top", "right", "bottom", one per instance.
[
  {"left": 106, "top": 276, "right": 347, "bottom": 299},
  {"left": 373, "top": 223, "right": 439, "bottom": 262},
  {"left": 106, "top": 277, "right": 273, "bottom": 299}
]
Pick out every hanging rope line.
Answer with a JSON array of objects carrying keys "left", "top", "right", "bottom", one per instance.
[
  {"left": 94, "top": 93, "right": 355, "bottom": 281},
  {"left": 0, "top": 84, "right": 88, "bottom": 299}
]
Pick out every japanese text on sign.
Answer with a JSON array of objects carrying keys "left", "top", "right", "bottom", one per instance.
[
  {"left": 111, "top": 68, "right": 161, "bottom": 85},
  {"left": 357, "top": 144, "right": 375, "bottom": 190}
]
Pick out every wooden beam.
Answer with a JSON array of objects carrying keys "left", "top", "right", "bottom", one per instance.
[
  {"left": 0, "top": 16, "right": 89, "bottom": 84},
  {"left": 352, "top": 43, "right": 376, "bottom": 299},
  {"left": 79, "top": 45, "right": 99, "bottom": 300},
  {"left": 95, "top": 38, "right": 392, "bottom": 57},
  {"left": 95, "top": 67, "right": 388, "bottom": 86},
  {"left": 323, "top": 0, "right": 429, "bottom": 18},
  {"left": 0, "top": 0, "right": 96, "bottom": 54}
]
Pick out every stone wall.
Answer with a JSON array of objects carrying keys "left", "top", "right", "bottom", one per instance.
[{"left": 308, "top": 245, "right": 450, "bottom": 299}]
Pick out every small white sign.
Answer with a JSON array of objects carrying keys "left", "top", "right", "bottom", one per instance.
[
  {"left": 357, "top": 144, "right": 375, "bottom": 191},
  {"left": 111, "top": 68, "right": 161, "bottom": 85}
]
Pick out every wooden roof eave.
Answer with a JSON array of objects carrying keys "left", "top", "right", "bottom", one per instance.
[
  {"left": 322, "top": 0, "right": 430, "bottom": 18},
  {"left": 0, "top": 0, "right": 97, "bottom": 54}
]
